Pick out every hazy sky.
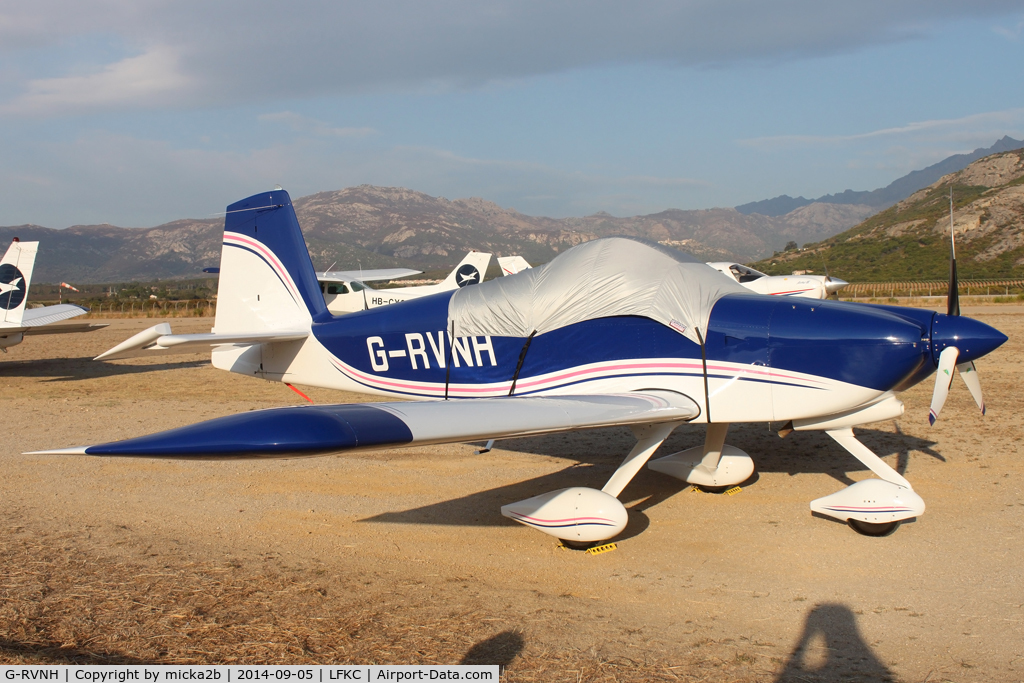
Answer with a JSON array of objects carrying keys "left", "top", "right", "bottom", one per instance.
[{"left": 2, "top": 1, "right": 1024, "bottom": 227}]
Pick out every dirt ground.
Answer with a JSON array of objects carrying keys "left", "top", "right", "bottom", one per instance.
[{"left": 1, "top": 310, "right": 1021, "bottom": 681}]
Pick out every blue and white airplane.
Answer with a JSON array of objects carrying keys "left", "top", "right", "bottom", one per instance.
[
  {"left": 0, "top": 238, "right": 107, "bottom": 353},
  {"left": 38, "top": 189, "right": 1007, "bottom": 544}
]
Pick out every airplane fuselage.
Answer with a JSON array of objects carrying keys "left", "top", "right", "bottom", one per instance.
[{"left": 212, "top": 289, "right": 1000, "bottom": 426}]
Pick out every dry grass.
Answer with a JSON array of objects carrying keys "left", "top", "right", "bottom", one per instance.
[{"left": 0, "top": 528, "right": 762, "bottom": 681}]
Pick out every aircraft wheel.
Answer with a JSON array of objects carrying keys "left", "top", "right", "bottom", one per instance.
[
  {"left": 848, "top": 519, "right": 900, "bottom": 537},
  {"left": 692, "top": 484, "right": 731, "bottom": 494},
  {"left": 559, "top": 539, "right": 600, "bottom": 551}
]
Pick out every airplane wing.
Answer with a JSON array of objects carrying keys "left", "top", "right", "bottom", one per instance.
[
  {"left": 317, "top": 268, "right": 422, "bottom": 283},
  {"left": 29, "top": 390, "right": 699, "bottom": 458},
  {"left": 95, "top": 323, "right": 309, "bottom": 361}
]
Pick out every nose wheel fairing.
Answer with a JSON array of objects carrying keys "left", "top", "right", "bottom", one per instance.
[{"left": 811, "top": 479, "right": 925, "bottom": 526}]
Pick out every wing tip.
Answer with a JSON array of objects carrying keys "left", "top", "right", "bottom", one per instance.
[{"left": 24, "top": 446, "right": 91, "bottom": 456}]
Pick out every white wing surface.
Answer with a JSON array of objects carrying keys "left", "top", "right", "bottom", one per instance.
[
  {"left": 29, "top": 391, "right": 700, "bottom": 457},
  {"left": 21, "top": 304, "right": 89, "bottom": 326},
  {"left": 317, "top": 268, "right": 422, "bottom": 283}
]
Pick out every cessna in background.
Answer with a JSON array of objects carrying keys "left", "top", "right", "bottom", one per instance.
[
  {"left": 317, "top": 252, "right": 492, "bottom": 314},
  {"left": 60, "top": 189, "right": 1005, "bottom": 547},
  {"left": 0, "top": 238, "right": 106, "bottom": 353},
  {"left": 707, "top": 262, "right": 848, "bottom": 299},
  {"left": 502, "top": 256, "right": 847, "bottom": 300}
]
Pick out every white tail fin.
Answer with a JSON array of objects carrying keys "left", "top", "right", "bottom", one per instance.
[
  {"left": 498, "top": 255, "right": 532, "bottom": 276},
  {"left": 214, "top": 190, "right": 327, "bottom": 335},
  {"left": 439, "top": 252, "right": 492, "bottom": 289},
  {"left": 0, "top": 239, "right": 38, "bottom": 327}
]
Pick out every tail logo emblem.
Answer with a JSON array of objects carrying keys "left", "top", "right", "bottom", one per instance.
[
  {"left": 0, "top": 264, "right": 26, "bottom": 310},
  {"left": 456, "top": 264, "right": 481, "bottom": 287}
]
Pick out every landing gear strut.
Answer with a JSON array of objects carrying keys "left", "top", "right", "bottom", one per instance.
[{"left": 647, "top": 423, "right": 754, "bottom": 487}]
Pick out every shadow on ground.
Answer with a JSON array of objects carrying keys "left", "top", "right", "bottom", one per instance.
[
  {"left": 460, "top": 630, "right": 524, "bottom": 669},
  {"left": 0, "top": 356, "right": 209, "bottom": 381},
  {"left": 362, "top": 422, "right": 939, "bottom": 528},
  {"left": 775, "top": 604, "right": 895, "bottom": 682},
  {"left": 0, "top": 638, "right": 154, "bottom": 664}
]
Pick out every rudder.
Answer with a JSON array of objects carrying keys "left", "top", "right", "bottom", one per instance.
[
  {"left": 0, "top": 239, "right": 38, "bottom": 326},
  {"left": 215, "top": 190, "right": 327, "bottom": 334},
  {"left": 440, "top": 251, "right": 492, "bottom": 289}
]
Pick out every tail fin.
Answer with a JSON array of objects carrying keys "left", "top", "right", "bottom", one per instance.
[
  {"left": 215, "top": 190, "right": 327, "bottom": 333},
  {"left": 0, "top": 239, "right": 38, "bottom": 327},
  {"left": 439, "top": 251, "right": 492, "bottom": 289},
  {"left": 498, "top": 255, "right": 532, "bottom": 276}
]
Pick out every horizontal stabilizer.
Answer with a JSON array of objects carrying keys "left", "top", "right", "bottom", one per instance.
[
  {"left": 20, "top": 304, "right": 88, "bottom": 327},
  {"left": 28, "top": 391, "right": 699, "bottom": 459},
  {"left": 1, "top": 304, "right": 105, "bottom": 337},
  {"left": 95, "top": 323, "right": 308, "bottom": 361},
  {"left": 24, "top": 322, "right": 108, "bottom": 336}
]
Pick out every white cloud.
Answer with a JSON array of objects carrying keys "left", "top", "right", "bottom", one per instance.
[
  {"left": 2, "top": 1, "right": 1022, "bottom": 116},
  {"left": 1, "top": 47, "right": 190, "bottom": 115},
  {"left": 992, "top": 18, "right": 1024, "bottom": 39},
  {"left": 258, "top": 112, "right": 375, "bottom": 138},
  {"left": 737, "top": 108, "right": 1024, "bottom": 149}
]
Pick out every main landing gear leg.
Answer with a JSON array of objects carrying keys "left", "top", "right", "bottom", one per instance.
[
  {"left": 810, "top": 427, "right": 925, "bottom": 536},
  {"left": 500, "top": 420, "right": 684, "bottom": 544},
  {"left": 647, "top": 423, "right": 755, "bottom": 488},
  {"left": 601, "top": 422, "right": 682, "bottom": 497}
]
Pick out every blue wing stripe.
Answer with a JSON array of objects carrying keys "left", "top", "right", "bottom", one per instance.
[{"left": 83, "top": 404, "right": 413, "bottom": 458}]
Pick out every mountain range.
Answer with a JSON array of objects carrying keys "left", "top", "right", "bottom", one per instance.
[
  {"left": 0, "top": 188, "right": 873, "bottom": 284},
  {"left": 1, "top": 137, "right": 1021, "bottom": 284},
  {"left": 752, "top": 149, "right": 1024, "bottom": 281},
  {"left": 736, "top": 136, "right": 1024, "bottom": 216}
]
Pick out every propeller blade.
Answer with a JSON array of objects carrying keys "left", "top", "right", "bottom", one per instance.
[
  {"left": 929, "top": 346, "right": 959, "bottom": 425},
  {"left": 956, "top": 361, "right": 985, "bottom": 415},
  {"left": 947, "top": 187, "right": 960, "bottom": 317},
  {"left": 947, "top": 256, "right": 960, "bottom": 316}
]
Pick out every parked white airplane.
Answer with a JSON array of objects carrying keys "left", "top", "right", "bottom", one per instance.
[
  {"left": 502, "top": 256, "right": 848, "bottom": 301},
  {"left": 317, "top": 252, "right": 492, "bottom": 314},
  {"left": 707, "top": 262, "right": 848, "bottom": 299},
  {"left": 68, "top": 189, "right": 1005, "bottom": 546},
  {"left": 318, "top": 266, "right": 422, "bottom": 284},
  {"left": 0, "top": 238, "right": 106, "bottom": 352}
]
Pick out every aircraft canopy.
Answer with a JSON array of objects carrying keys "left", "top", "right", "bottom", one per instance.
[{"left": 448, "top": 236, "right": 748, "bottom": 345}]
